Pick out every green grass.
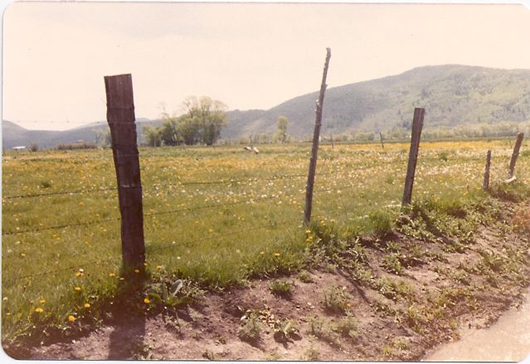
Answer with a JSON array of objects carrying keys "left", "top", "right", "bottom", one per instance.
[{"left": 3, "top": 139, "right": 530, "bottom": 344}]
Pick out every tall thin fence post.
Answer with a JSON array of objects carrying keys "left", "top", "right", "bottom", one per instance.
[
  {"left": 402, "top": 108, "right": 425, "bottom": 207},
  {"left": 304, "top": 48, "right": 331, "bottom": 224},
  {"left": 483, "top": 150, "right": 491, "bottom": 190},
  {"left": 104, "top": 74, "right": 145, "bottom": 270},
  {"left": 379, "top": 132, "right": 385, "bottom": 150},
  {"left": 509, "top": 132, "right": 524, "bottom": 178}
]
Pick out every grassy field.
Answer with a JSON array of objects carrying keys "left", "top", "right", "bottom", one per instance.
[{"left": 2, "top": 139, "right": 529, "bottom": 344}]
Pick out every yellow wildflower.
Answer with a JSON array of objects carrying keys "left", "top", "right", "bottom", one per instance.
[
  {"left": 134, "top": 269, "right": 140, "bottom": 273},
  {"left": 35, "top": 307, "right": 44, "bottom": 313},
  {"left": 84, "top": 303, "right": 91, "bottom": 309},
  {"left": 39, "top": 299, "right": 46, "bottom": 304},
  {"left": 274, "top": 252, "right": 280, "bottom": 257},
  {"left": 68, "top": 315, "right": 76, "bottom": 322},
  {"left": 74, "top": 287, "right": 81, "bottom": 291},
  {"left": 144, "top": 298, "right": 150, "bottom": 304}
]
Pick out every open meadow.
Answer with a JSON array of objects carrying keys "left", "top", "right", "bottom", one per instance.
[{"left": 2, "top": 139, "right": 530, "bottom": 349}]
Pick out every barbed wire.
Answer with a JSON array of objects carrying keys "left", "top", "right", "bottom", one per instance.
[
  {"left": 4, "top": 254, "right": 122, "bottom": 285},
  {"left": 5, "top": 220, "right": 298, "bottom": 284},
  {"left": 2, "top": 175, "right": 362, "bottom": 236},
  {"left": 146, "top": 220, "right": 295, "bottom": 256},
  {"left": 2, "top": 216, "right": 122, "bottom": 236},
  {"left": 2, "top": 170, "right": 333, "bottom": 200},
  {"left": 2, "top": 187, "right": 117, "bottom": 200}
]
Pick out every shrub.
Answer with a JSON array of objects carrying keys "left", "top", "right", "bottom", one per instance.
[{"left": 56, "top": 142, "right": 97, "bottom": 150}]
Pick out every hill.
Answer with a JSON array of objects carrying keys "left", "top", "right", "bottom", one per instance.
[
  {"left": 221, "top": 64, "right": 530, "bottom": 139},
  {"left": 4, "top": 65, "right": 530, "bottom": 148},
  {"left": 1, "top": 119, "right": 159, "bottom": 150}
]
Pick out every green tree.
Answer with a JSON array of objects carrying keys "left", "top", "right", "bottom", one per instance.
[
  {"left": 143, "top": 125, "right": 162, "bottom": 147},
  {"left": 181, "top": 96, "right": 228, "bottom": 146},
  {"left": 159, "top": 116, "right": 181, "bottom": 146},
  {"left": 273, "top": 116, "right": 288, "bottom": 143},
  {"left": 177, "top": 116, "right": 201, "bottom": 145}
]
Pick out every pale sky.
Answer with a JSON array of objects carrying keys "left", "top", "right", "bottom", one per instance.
[{"left": 2, "top": 1, "right": 530, "bottom": 130}]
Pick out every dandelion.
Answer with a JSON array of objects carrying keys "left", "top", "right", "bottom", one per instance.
[
  {"left": 274, "top": 252, "right": 280, "bottom": 257},
  {"left": 35, "top": 307, "right": 44, "bottom": 313},
  {"left": 156, "top": 265, "right": 163, "bottom": 270},
  {"left": 39, "top": 299, "right": 46, "bottom": 304},
  {"left": 68, "top": 315, "right": 76, "bottom": 322},
  {"left": 119, "top": 277, "right": 125, "bottom": 281},
  {"left": 74, "top": 287, "right": 81, "bottom": 291},
  {"left": 144, "top": 298, "right": 151, "bottom": 304},
  {"left": 109, "top": 273, "right": 116, "bottom": 277},
  {"left": 84, "top": 303, "right": 90, "bottom": 309}
]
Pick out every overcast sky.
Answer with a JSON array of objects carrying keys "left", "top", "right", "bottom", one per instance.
[{"left": 3, "top": 1, "right": 530, "bottom": 130}]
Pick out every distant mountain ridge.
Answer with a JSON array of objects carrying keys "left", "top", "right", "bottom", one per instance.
[
  {"left": 4, "top": 65, "right": 530, "bottom": 149},
  {"left": 221, "top": 64, "right": 530, "bottom": 139}
]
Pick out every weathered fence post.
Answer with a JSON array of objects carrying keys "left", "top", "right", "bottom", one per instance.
[
  {"left": 304, "top": 48, "right": 331, "bottom": 224},
  {"left": 508, "top": 133, "right": 524, "bottom": 178},
  {"left": 379, "top": 132, "right": 385, "bottom": 150},
  {"left": 483, "top": 150, "right": 491, "bottom": 190},
  {"left": 402, "top": 108, "right": 425, "bottom": 207},
  {"left": 104, "top": 74, "right": 145, "bottom": 270}
]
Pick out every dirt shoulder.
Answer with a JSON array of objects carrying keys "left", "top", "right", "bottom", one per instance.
[{"left": 5, "top": 199, "right": 530, "bottom": 361}]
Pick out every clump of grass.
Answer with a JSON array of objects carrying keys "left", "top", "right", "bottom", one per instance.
[
  {"left": 269, "top": 279, "right": 293, "bottom": 297},
  {"left": 372, "top": 277, "right": 413, "bottom": 301},
  {"left": 333, "top": 312, "right": 358, "bottom": 339},
  {"left": 404, "top": 304, "right": 428, "bottom": 333},
  {"left": 298, "top": 270, "right": 314, "bottom": 283},
  {"left": 368, "top": 211, "right": 394, "bottom": 237},
  {"left": 370, "top": 299, "right": 396, "bottom": 316},
  {"left": 307, "top": 316, "right": 338, "bottom": 345},
  {"left": 381, "top": 253, "right": 404, "bottom": 275},
  {"left": 303, "top": 347, "right": 320, "bottom": 361},
  {"left": 322, "top": 285, "right": 351, "bottom": 314}
]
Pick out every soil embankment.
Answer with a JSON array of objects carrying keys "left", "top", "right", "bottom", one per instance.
[{"left": 6, "top": 199, "right": 530, "bottom": 361}]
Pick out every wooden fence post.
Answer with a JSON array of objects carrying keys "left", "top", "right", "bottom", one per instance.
[
  {"left": 104, "top": 74, "right": 145, "bottom": 270},
  {"left": 509, "top": 133, "right": 524, "bottom": 178},
  {"left": 483, "top": 150, "right": 491, "bottom": 190},
  {"left": 379, "top": 132, "right": 385, "bottom": 150},
  {"left": 304, "top": 48, "right": 331, "bottom": 224},
  {"left": 402, "top": 108, "right": 425, "bottom": 207}
]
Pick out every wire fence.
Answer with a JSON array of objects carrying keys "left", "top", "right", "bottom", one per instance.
[{"left": 3, "top": 135, "right": 526, "bottom": 289}]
